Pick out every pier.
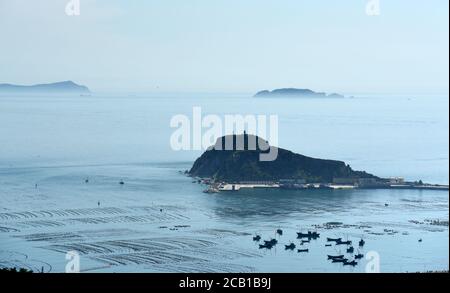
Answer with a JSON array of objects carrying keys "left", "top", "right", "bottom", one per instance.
[{"left": 197, "top": 178, "right": 449, "bottom": 193}]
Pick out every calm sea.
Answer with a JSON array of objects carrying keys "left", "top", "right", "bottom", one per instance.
[{"left": 0, "top": 94, "right": 448, "bottom": 272}]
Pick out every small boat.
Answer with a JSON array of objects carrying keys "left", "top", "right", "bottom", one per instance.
[
  {"left": 355, "top": 253, "right": 364, "bottom": 259},
  {"left": 418, "top": 239, "right": 423, "bottom": 242},
  {"left": 253, "top": 235, "right": 261, "bottom": 242},
  {"left": 264, "top": 239, "right": 278, "bottom": 246},
  {"left": 347, "top": 246, "right": 354, "bottom": 253},
  {"left": 276, "top": 229, "right": 283, "bottom": 236},
  {"left": 297, "top": 232, "right": 310, "bottom": 238},
  {"left": 328, "top": 255, "right": 345, "bottom": 260},
  {"left": 297, "top": 249, "right": 309, "bottom": 253},
  {"left": 297, "top": 231, "right": 320, "bottom": 239},
  {"left": 359, "top": 239, "right": 365, "bottom": 247},
  {"left": 325, "top": 244, "right": 332, "bottom": 247},
  {"left": 119, "top": 180, "right": 125, "bottom": 185},
  {"left": 301, "top": 239, "right": 310, "bottom": 245},
  {"left": 343, "top": 260, "right": 358, "bottom": 266},
  {"left": 285, "top": 243, "right": 296, "bottom": 250},
  {"left": 259, "top": 244, "right": 273, "bottom": 249},
  {"left": 309, "top": 231, "right": 320, "bottom": 239},
  {"left": 327, "top": 237, "right": 342, "bottom": 242},
  {"left": 336, "top": 239, "right": 352, "bottom": 245},
  {"left": 332, "top": 258, "right": 348, "bottom": 263}
]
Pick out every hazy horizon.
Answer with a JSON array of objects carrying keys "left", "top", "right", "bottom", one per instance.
[{"left": 0, "top": 0, "right": 449, "bottom": 95}]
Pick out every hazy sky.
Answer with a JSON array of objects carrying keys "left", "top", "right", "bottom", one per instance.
[{"left": 0, "top": 0, "right": 448, "bottom": 94}]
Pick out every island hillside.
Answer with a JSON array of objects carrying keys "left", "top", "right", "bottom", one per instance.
[
  {"left": 0, "top": 81, "right": 90, "bottom": 94},
  {"left": 189, "top": 134, "right": 377, "bottom": 183},
  {"left": 254, "top": 88, "right": 345, "bottom": 98}
]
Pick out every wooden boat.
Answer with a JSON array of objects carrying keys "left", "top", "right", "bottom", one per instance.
[
  {"left": 259, "top": 244, "right": 273, "bottom": 249},
  {"left": 253, "top": 235, "right": 261, "bottom": 242},
  {"left": 264, "top": 239, "right": 278, "bottom": 246},
  {"left": 332, "top": 258, "right": 348, "bottom": 263},
  {"left": 328, "top": 255, "right": 345, "bottom": 260},
  {"left": 343, "top": 260, "right": 358, "bottom": 266},
  {"left": 327, "top": 237, "right": 342, "bottom": 242},
  {"left": 297, "top": 231, "right": 320, "bottom": 239},
  {"left": 336, "top": 239, "right": 352, "bottom": 245},
  {"left": 285, "top": 243, "right": 296, "bottom": 250}
]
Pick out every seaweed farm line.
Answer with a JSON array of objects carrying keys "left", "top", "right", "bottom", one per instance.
[{"left": 0, "top": 163, "right": 448, "bottom": 273}]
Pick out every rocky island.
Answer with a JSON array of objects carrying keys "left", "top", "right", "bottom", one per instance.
[
  {"left": 189, "top": 134, "right": 449, "bottom": 192},
  {"left": 0, "top": 81, "right": 90, "bottom": 94},
  {"left": 254, "top": 88, "right": 346, "bottom": 98}
]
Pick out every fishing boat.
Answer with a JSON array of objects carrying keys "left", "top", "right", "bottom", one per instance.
[
  {"left": 355, "top": 253, "right": 364, "bottom": 259},
  {"left": 297, "top": 232, "right": 310, "bottom": 238},
  {"left": 259, "top": 244, "right": 273, "bottom": 249},
  {"left": 297, "top": 231, "right": 320, "bottom": 239},
  {"left": 343, "top": 260, "right": 358, "bottom": 266},
  {"left": 327, "top": 237, "right": 342, "bottom": 242},
  {"left": 264, "top": 239, "right": 278, "bottom": 246},
  {"left": 285, "top": 243, "right": 296, "bottom": 250},
  {"left": 332, "top": 258, "right": 348, "bottom": 263},
  {"left": 336, "top": 239, "right": 352, "bottom": 245},
  {"left": 328, "top": 255, "right": 345, "bottom": 260}
]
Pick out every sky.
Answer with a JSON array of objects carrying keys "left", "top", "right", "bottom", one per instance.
[{"left": 0, "top": 0, "right": 448, "bottom": 94}]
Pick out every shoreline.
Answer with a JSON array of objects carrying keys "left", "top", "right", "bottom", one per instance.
[{"left": 195, "top": 179, "right": 449, "bottom": 193}]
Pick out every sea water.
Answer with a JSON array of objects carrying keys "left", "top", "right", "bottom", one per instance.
[{"left": 0, "top": 94, "right": 448, "bottom": 272}]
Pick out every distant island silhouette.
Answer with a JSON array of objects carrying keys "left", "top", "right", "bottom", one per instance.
[
  {"left": 0, "top": 81, "right": 90, "bottom": 94},
  {"left": 254, "top": 88, "right": 346, "bottom": 98}
]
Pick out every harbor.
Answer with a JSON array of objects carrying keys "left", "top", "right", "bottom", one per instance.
[{"left": 195, "top": 176, "right": 449, "bottom": 193}]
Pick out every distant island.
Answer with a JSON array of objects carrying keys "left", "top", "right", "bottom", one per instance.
[
  {"left": 0, "top": 81, "right": 90, "bottom": 94},
  {"left": 189, "top": 134, "right": 449, "bottom": 192},
  {"left": 254, "top": 88, "right": 346, "bottom": 98}
]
